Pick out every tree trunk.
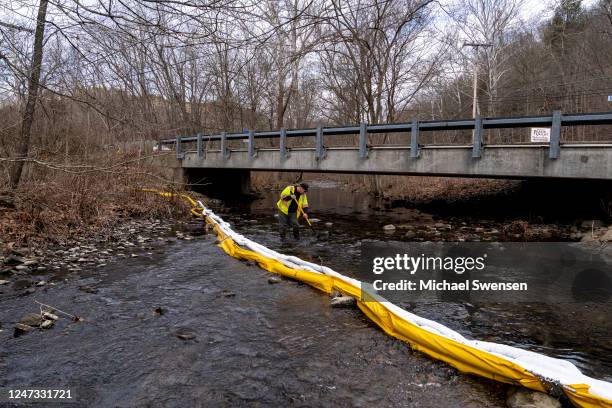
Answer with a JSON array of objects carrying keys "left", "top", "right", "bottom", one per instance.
[{"left": 10, "top": 0, "right": 48, "bottom": 189}]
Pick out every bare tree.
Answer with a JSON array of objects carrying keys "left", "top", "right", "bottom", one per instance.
[{"left": 10, "top": 0, "right": 49, "bottom": 188}]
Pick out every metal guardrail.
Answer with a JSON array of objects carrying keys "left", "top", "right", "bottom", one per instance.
[{"left": 162, "top": 111, "right": 612, "bottom": 161}]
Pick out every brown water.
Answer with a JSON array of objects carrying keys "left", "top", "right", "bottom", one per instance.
[{"left": 1, "top": 182, "right": 610, "bottom": 407}]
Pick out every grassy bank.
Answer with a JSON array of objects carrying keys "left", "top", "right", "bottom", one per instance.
[{"left": 0, "top": 152, "right": 190, "bottom": 254}]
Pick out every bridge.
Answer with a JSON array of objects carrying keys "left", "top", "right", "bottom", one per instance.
[{"left": 158, "top": 111, "right": 612, "bottom": 194}]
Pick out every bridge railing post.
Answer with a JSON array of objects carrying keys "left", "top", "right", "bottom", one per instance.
[
  {"left": 316, "top": 126, "right": 326, "bottom": 161},
  {"left": 280, "top": 128, "right": 288, "bottom": 160},
  {"left": 176, "top": 136, "right": 182, "bottom": 159},
  {"left": 410, "top": 119, "right": 420, "bottom": 158},
  {"left": 359, "top": 122, "right": 368, "bottom": 159},
  {"left": 248, "top": 129, "right": 256, "bottom": 158},
  {"left": 549, "top": 110, "right": 561, "bottom": 159},
  {"left": 472, "top": 115, "right": 483, "bottom": 158},
  {"left": 196, "top": 133, "right": 203, "bottom": 158},
  {"left": 221, "top": 131, "right": 229, "bottom": 160}
]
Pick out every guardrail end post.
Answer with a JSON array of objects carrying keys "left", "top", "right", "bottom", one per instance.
[
  {"left": 248, "top": 129, "right": 257, "bottom": 159},
  {"left": 176, "top": 136, "right": 183, "bottom": 159},
  {"left": 316, "top": 126, "right": 326, "bottom": 161},
  {"left": 280, "top": 128, "right": 288, "bottom": 160},
  {"left": 359, "top": 122, "right": 369, "bottom": 159},
  {"left": 549, "top": 110, "right": 561, "bottom": 159},
  {"left": 472, "top": 115, "right": 483, "bottom": 159},
  {"left": 196, "top": 133, "right": 203, "bottom": 158},
  {"left": 221, "top": 132, "right": 229, "bottom": 160},
  {"left": 410, "top": 119, "right": 420, "bottom": 159}
]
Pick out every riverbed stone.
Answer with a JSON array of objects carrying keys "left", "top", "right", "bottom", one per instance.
[
  {"left": 404, "top": 231, "right": 416, "bottom": 239},
  {"left": 268, "top": 277, "right": 282, "bottom": 284},
  {"left": 0, "top": 280, "right": 9, "bottom": 285},
  {"left": 383, "top": 224, "right": 396, "bottom": 231},
  {"left": 4, "top": 254, "right": 24, "bottom": 265},
  {"left": 330, "top": 296, "right": 356, "bottom": 308},
  {"left": 14, "top": 323, "right": 34, "bottom": 336},
  {"left": 222, "top": 290, "right": 236, "bottom": 297},
  {"left": 176, "top": 329, "right": 196, "bottom": 340},
  {"left": 40, "top": 320, "right": 54, "bottom": 329},
  {"left": 506, "top": 388, "right": 561, "bottom": 408},
  {"left": 19, "top": 313, "right": 43, "bottom": 327}
]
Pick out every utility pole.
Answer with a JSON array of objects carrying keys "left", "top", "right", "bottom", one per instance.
[
  {"left": 462, "top": 42, "right": 491, "bottom": 118},
  {"left": 463, "top": 42, "right": 491, "bottom": 146}
]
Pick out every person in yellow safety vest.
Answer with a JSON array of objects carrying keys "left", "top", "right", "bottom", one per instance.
[{"left": 276, "top": 182, "right": 310, "bottom": 240}]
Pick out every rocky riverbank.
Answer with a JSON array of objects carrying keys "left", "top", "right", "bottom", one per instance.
[{"left": 0, "top": 217, "right": 207, "bottom": 298}]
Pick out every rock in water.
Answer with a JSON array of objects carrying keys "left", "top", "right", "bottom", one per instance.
[
  {"left": 40, "top": 320, "right": 54, "bottom": 329},
  {"left": 330, "top": 296, "right": 356, "bottom": 308},
  {"left": 79, "top": 285, "right": 99, "bottom": 294},
  {"left": 14, "top": 323, "right": 33, "bottom": 337},
  {"left": 19, "top": 313, "right": 43, "bottom": 327},
  {"left": 507, "top": 388, "right": 561, "bottom": 408},
  {"left": 268, "top": 277, "right": 282, "bottom": 284},
  {"left": 42, "top": 312, "right": 59, "bottom": 321},
  {"left": 176, "top": 328, "right": 196, "bottom": 340}
]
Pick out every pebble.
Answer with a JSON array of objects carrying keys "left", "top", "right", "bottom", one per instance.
[
  {"left": 325, "top": 222, "right": 333, "bottom": 227},
  {"left": 222, "top": 290, "right": 236, "bottom": 297},
  {"left": 0, "top": 280, "right": 9, "bottom": 285},
  {"left": 15, "top": 265, "right": 28, "bottom": 271},
  {"left": 131, "top": 254, "right": 139, "bottom": 258},
  {"left": 36, "top": 280, "right": 46, "bottom": 286},
  {"left": 268, "top": 277, "right": 282, "bottom": 284},
  {"left": 383, "top": 224, "right": 396, "bottom": 231}
]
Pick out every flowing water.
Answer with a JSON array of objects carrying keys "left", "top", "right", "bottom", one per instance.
[{"left": 1, "top": 181, "right": 610, "bottom": 407}]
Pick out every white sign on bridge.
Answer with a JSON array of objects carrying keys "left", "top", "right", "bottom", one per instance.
[{"left": 530, "top": 127, "right": 551, "bottom": 143}]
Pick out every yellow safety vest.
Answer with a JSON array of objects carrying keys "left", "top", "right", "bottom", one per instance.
[{"left": 276, "top": 185, "right": 308, "bottom": 217}]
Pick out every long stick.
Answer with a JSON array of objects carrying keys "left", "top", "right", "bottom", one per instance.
[{"left": 291, "top": 196, "right": 312, "bottom": 226}]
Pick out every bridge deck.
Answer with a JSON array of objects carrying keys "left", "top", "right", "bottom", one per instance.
[{"left": 180, "top": 144, "right": 612, "bottom": 180}]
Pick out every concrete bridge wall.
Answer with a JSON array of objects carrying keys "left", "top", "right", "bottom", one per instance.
[{"left": 180, "top": 145, "right": 612, "bottom": 180}]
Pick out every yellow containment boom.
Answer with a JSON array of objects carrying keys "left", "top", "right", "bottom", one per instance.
[{"left": 145, "top": 189, "right": 612, "bottom": 408}]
